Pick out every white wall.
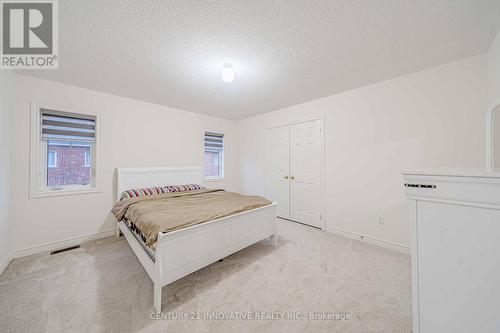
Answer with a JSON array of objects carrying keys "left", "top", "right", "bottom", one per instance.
[
  {"left": 237, "top": 55, "right": 487, "bottom": 248},
  {"left": 489, "top": 30, "right": 500, "bottom": 169},
  {"left": 9, "top": 74, "right": 237, "bottom": 253},
  {"left": 489, "top": 30, "right": 500, "bottom": 106},
  {"left": 0, "top": 71, "right": 13, "bottom": 268}
]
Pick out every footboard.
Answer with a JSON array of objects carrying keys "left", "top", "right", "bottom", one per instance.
[
  {"left": 156, "top": 203, "right": 277, "bottom": 286},
  {"left": 150, "top": 203, "right": 277, "bottom": 311}
]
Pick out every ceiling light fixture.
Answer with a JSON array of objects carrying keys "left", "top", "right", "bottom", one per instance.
[{"left": 221, "top": 63, "right": 234, "bottom": 83}]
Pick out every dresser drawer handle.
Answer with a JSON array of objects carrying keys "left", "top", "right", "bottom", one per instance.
[{"left": 404, "top": 183, "right": 436, "bottom": 189}]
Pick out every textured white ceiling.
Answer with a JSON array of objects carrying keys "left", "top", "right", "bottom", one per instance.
[{"left": 20, "top": 0, "right": 500, "bottom": 120}]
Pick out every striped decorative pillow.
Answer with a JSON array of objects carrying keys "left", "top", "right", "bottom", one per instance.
[
  {"left": 164, "top": 184, "right": 204, "bottom": 192},
  {"left": 120, "top": 186, "right": 168, "bottom": 200},
  {"left": 120, "top": 184, "right": 204, "bottom": 200}
]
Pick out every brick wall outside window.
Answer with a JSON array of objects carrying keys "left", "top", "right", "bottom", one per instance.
[{"left": 47, "top": 144, "right": 91, "bottom": 186}]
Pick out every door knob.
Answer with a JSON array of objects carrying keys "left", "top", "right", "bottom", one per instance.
[
  {"left": 284, "top": 176, "right": 289, "bottom": 179},
  {"left": 290, "top": 176, "right": 295, "bottom": 180}
]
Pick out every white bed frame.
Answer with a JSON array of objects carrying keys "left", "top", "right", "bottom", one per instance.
[{"left": 115, "top": 167, "right": 278, "bottom": 312}]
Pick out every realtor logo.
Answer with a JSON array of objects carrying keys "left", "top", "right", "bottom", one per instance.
[{"left": 1, "top": 0, "right": 58, "bottom": 69}]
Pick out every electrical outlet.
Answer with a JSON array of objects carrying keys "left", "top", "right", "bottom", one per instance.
[{"left": 377, "top": 216, "right": 385, "bottom": 225}]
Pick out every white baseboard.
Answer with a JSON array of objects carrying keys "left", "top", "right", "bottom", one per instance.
[
  {"left": 324, "top": 226, "right": 410, "bottom": 255},
  {"left": 0, "top": 252, "right": 13, "bottom": 276},
  {"left": 7, "top": 228, "right": 116, "bottom": 263}
]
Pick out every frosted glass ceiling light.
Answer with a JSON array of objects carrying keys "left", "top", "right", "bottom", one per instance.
[{"left": 221, "top": 63, "right": 234, "bottom": 83}]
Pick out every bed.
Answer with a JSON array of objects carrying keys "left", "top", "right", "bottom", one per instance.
[{"left": 114, "top": 166, "right": 278, "bottom": 312}]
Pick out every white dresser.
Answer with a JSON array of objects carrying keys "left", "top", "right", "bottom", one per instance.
[{"left": 402, "top": 169, "right": 500, "bottom": 333}]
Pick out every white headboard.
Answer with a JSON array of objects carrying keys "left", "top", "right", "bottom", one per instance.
[{"left": 116, "top": 167, "right": 203, "bottom": 202}]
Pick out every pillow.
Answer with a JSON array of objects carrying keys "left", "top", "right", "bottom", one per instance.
[
  {"left": 164, "top": 184, "right": 204, "bottom": 192},
  {"left": 120, "top": 186, "right": 168, "bottom": 200},
  {"left": 120, "top": 184, "right": 205, "bottom": 200}
]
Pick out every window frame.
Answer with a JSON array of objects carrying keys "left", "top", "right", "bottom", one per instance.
[
  {"left": 30, "top": 103, "right": 101, "bottom": 198},
  {"left": 203, "top": 131, "right": 225, "bottom": 181}
]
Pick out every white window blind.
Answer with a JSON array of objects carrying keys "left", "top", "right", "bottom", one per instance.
[
  {"left": 204, "top": 132, "right": 224, "bottom": 151},
  {"left": 41, "top": 109, "right": 96, "bottom": 142}
]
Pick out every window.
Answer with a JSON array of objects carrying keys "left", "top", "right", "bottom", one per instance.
[
  {"left": 30, "top": 105, "right": 99, "bottom": 198},
  {"left": 204, "top": 132, "right": 224, "bottom": 179},
  {"left": 47, "top": 151, "right": 57, "bottom": 168}
]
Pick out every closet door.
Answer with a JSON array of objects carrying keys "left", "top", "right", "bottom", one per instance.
[
  {"left": 290, "top": 120, "right": 322, "bottom": 228},
  {"left": 266, "top": 126, "right": 290, "bottom": 219}
]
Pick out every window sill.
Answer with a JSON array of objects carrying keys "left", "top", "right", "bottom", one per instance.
[{"left": 30, "top": 187, "right": 100, "bottom": 199}]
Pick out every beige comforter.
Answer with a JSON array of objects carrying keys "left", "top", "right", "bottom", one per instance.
[{"left": 111, "top": 189, "right": 272, "bottom": 246}]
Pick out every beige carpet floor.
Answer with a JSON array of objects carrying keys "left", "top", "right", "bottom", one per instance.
[{"left": 0, "top": 220, "right": 411, "bottom": 333}]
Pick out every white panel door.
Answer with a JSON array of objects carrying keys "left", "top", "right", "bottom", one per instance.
[
  {"left": 266, "top": 126, "right": 290, "bottom": 219},
  {"left": 290, "top": 120, "right": 322, "bottom": 228}
]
